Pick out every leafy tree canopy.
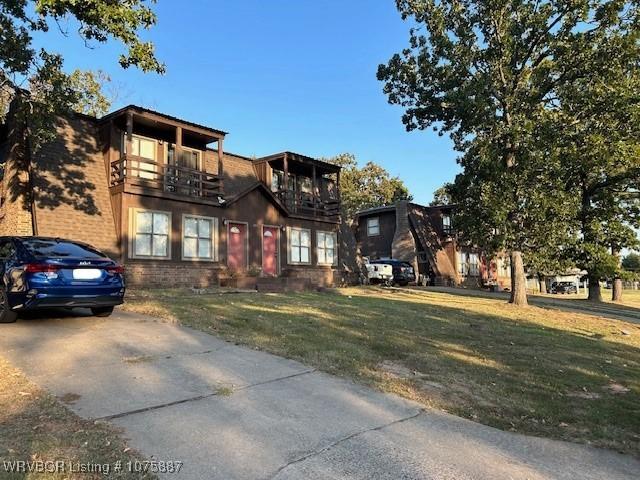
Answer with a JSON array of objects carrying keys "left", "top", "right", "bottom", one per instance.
[
  {"left": 430, "top": 183, "right": 453, "bottom": 206},
  {"left": 1, "top": 0, "right": 164, "bottom": 147},
  {"left": 539, "top": 23, "right": 640, "bottom": 298},
  {"left": 67, "top": 69, "right": 113, "bottom": 118},
  {"left": 325, "top": 153, "right": 412, "bottom": 218},
  {"left": 622, "top": 252, "right": 640, "bottom": 271},
  {"left": 378, "top": 0, "right": 640, "bottom": 305}
]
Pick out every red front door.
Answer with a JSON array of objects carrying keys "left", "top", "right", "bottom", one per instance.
[
  {"left": 227, "top": 223, "right": 247, "bottom": 271},
  {"left": 262, "top": 226, "right": 278, "bottom": 276}
]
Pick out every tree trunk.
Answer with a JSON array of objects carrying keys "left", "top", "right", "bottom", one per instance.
[
  {"left": 538, "top": 275, "right": 547, "bottom": 294},
  {"left": 612, "top": 278, "right": 623, "bottom": 302},
  {"left": 509, "top": 251, "right": 528, "bottom": 306},
  {"left": 611, "top": 246, "right": 623, "bottom": 302},
  {"left": 587, "top": 274, "right": 603, "bottom": 302}
]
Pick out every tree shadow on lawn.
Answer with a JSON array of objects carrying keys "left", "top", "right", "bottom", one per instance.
[
  {"left": 6, "top": 304, "right": 639, "bottom": 479},
  {"left": 143, "top": 288, "right": 640, "bottom": 455},
  {"left": 421, "top": 286, "right": 640, "bottom": 323}
]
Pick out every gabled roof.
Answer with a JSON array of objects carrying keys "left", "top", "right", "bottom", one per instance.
[
  {"left": 224, "top": 181, "right": 289, "bottom": 215},
  {"left": 354, "top": 205, "right": 397, "bottom": 217},
  {"left": 355, "top": 202, "right": 456, "bottom": 217}
]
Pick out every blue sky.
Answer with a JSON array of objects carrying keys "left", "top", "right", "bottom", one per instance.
[{"left": 34, "top": 0, "right": 459, "bottom": 205}]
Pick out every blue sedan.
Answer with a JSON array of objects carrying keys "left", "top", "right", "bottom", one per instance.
[{"left": 0, "top": 237, "right": 125, "bottom": 323}]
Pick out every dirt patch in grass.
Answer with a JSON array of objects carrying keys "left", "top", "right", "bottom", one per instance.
[
  {"left": 0, "top": 356, "right": 156, "bottom": 479},
  {"left": 123, "top": 286, "right": 640, "bottom": 455}
]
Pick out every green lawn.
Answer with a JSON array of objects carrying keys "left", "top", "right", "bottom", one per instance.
[
  {"left": 619, "top": 289, "right": 640, "bottom": 308},
  {"left": 123, "top": 287, "right": 640, "bottom": 455}
]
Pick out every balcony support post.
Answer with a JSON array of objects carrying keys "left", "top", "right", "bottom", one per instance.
[
  {"left": 312, "top": 164, "right": 317, "bottom": 216},
  {"left": 125, "top": 113, "right": 133, "bottom": 180},
  {"left": 283, "top": 152, "right": 289, "bottom": 207},
  {"left": 218, "top": 136, "right": 224, "bottom": 195},
  {"left": 175, "top": 126, "right": 183, "bottom": 165},
  {"left": 125, "top": 112, "right": 133, "bottom": 155}
]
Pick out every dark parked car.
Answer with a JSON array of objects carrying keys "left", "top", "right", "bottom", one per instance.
[
  {"left": 551, "top": 281, "right": 578, "bottom": 294},
  {"left": 372, "top": 259, "right": 416, "bottom": 286},
  {"left": 0, "top": 237, "right": 125, "bottom": 323}
]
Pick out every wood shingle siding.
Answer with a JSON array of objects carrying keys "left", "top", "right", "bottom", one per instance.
[{"left": 31, "top": 116, "right": 119, "bottom": 258}]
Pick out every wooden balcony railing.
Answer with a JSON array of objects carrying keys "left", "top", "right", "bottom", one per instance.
[
  {"left": 110, "top": 155, "right": 222, "bottom": 199},
  {"left": 274, "top": 189, "right": 340, "bottom": 220}
]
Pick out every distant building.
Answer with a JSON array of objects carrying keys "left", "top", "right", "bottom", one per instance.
[{"left": 354, "top": 201, "right": 512, "bottom": 289}]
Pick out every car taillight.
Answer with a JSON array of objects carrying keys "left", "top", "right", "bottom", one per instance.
[
  {"left": 24, "top": 263, "right": 61, "bottom": 273},
  {"left": 106, "top": 265, "right": 125, "bottom": 274}
]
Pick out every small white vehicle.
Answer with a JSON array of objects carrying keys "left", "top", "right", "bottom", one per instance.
[{"left": 365, "top": 260, "right": 394, "bottom": 286}]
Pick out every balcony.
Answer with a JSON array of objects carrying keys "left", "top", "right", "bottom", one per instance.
[
  {"left": 110, "top": 155, "right": 223, "bottom": 200},
  {"left": 103, "top": 105, "right": 226, "bottom": 204},
  {"left": 254, "top": 152, "right": 342, "bottom": 222},
  {"left": 273, "top": 189, "right": 340, "bottom": 220}
]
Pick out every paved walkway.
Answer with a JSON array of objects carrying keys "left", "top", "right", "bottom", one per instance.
[{"left": 1, "top": 309, "right": 638, "bottom": 480}]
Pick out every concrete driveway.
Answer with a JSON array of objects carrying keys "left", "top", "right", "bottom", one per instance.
[{"left": 1, "top": 309, "right": 638, "bottom": 480}]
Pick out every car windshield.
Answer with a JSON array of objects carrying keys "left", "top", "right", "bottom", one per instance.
[{"left": 22, "top": 239, "right": 106, "bottom": 259}]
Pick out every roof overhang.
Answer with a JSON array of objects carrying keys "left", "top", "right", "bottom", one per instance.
[
  {"left": 101, "top": 105, "right": 227, "bottom": 144},
  {"left": 255, "top": 151, "right": 341, "bottom": 175}
]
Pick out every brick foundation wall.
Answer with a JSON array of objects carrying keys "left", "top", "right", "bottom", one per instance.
[
  {"left": 283, "top": 266, "right": 337, "bottom": 287},
  {"left": 125, "top": 262, "right": 222, "bottom": 288}
]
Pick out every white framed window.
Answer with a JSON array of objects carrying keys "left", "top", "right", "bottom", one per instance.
[
  {"left": 317, "top": 231, "right": 337, "bottom": 266},
  {"left": 125, "top": 134, "right": 158, "bottom": 180},
  {"left": 457, "top": 251, "right": 466, "bottom": 276},
  {"left": 182, "top": 215, "right": 217, "bottom": 261},
  {"left": 130, "top": 209, "right": 171, "bottom": 259},
  {"left": 442, "top": 215, "right": 452, "bottom": 234},
  {"left": 498, "top": 257, "right": 512, "bottom": 278},
  {"left": 271, "top": 170, "right": 284, "bottom": 192},
  {"left": 469, "top": 253, "right": 480, "bottom": 276},
  {"left": 367, "top": 217, "right": 380, "bottom": 236},
  {"left": 458, "top": 252, "right": 480, "bottom": 277},
  {"left": 288, "top": 227, "right": 311, "bottom": 265},
  {"left": 130, "top": 135, "right": 156, "bottom": 160}
]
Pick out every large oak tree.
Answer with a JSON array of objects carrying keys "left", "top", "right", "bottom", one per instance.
[{"left": 378, "top": 0, "right": 638, "bottom": 305}]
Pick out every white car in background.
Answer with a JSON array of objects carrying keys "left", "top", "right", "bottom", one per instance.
[{"left": 364, "top": 258, "right": 394, "bottom": 286}]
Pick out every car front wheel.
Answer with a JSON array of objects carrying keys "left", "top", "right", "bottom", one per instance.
[
  {"left": 0, "top": 288, "right": 18, "bottom": 323},
  {"left": 91, "top": 306, "right": 114, "bottom": 317}
]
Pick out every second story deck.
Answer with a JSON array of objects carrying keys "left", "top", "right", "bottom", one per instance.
[
  {"left": 254, "top": 152, "right": 341, "bottom": 222},
  {"left": 101, "top": 107, "right": 341, "bottom": 221},
  {"left": 103, "top": 106, "right": 226, "bottom": 204}
]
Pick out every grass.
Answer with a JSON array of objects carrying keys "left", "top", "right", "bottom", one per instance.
[
  {"left": 619, "top": 289, "right": 640, "bottom": 308},
  {"left": 123, "top": 287, "right": 640, "bottom": 455},
  {"left": 0, "top": 357, "right": 156, "bottom": 479}
]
